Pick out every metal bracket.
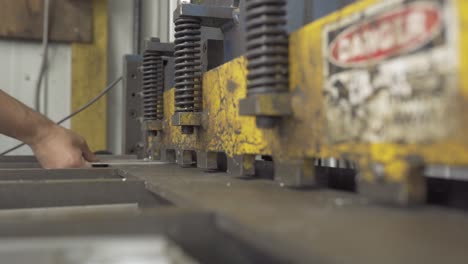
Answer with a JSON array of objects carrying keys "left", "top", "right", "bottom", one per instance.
[
  {"left": 145, "top": 39, "right": 175, "bottom": 56},
  {"left": 172, "top": 112, "right": 202, "bottom": 127},
  {"left": 176, "top": 149, "right": 195, "bottom": 168},
  {"left": 358, "top": 157, "right": 427, "bottom": 205},
  {"left": 275, "top": 159, "right": 317, "bottom": 188},
  {"left": 239, "top": 93, "right": 292, "bottom": 117},
  {"left": 161, "top": 149, "right": 176, "bottom": 163},
  {"left": 227, "top": 155, "right": 256, "bottom": 177},
  {"left": 197, "top": 151, "right": 219, "bottom": 170},
  {"left": 144, "top": 120, "right": 164, "bottom": 132},
  {"left": 173, "top": 4, "right": 235, "bottom": 27},
  {"left": 123, "top": 55, "right": 144, "bottom": 157}
]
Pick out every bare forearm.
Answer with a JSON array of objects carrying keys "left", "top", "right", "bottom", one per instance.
[
  {"left": 0, "top": 90, "right": 97, "bottom": 168},
  {"left": 0, "top": 90, "right": 55, "bottom": 146}
]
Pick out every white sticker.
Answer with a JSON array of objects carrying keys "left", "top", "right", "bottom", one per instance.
[{"left": 322, "top": 0, "right": 459, "bottom": 144}]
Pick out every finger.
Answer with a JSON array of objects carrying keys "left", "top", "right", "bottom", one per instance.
[
  {"left": 81, "top": 141, "right": 99, "bottom": 162},
  {"left": 82, "top": 160, "right": 92, "bottom": 168},
  {"left": 68, "top": 157, "right": 86, "bottom": 169}
]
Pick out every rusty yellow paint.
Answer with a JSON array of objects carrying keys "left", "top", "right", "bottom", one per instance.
[
  {"left": 162, "top": 57, "right": 270, "bottom": 157},
  {"left": 71, "top": 0, "right": 107, "bottom": 151},
  {"left": 161, "top": 0, "right": 468, "bottom": 187},
  {"left": 288, "top": 0, "right": 468, "bottom": 183}
]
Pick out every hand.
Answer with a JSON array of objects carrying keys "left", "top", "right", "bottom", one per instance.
[{"left": 29, "top": 125, "right": 98, "bottom": 169}]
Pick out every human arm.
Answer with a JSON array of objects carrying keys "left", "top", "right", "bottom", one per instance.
[{"left": 0, "top": 89, "right": 98, "bottom": 168}]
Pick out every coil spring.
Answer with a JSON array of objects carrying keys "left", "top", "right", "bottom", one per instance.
[
  {"left": 142, "top": 50, "right": 164, "bottom": 120},
  {"left": 174, "top": 16, "right": 202, "bottom": 113},
  {"left": 245, "top": 0, "right": 288, "bottom": 95}
]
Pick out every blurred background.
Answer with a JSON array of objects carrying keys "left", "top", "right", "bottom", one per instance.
[{"left": 0, "top": 0, "right": 354, "bottom": 156}]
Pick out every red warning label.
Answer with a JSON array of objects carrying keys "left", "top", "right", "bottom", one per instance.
[
  {"left": 329, "top": 2, "right": 442, "bottom": 67},
  {"left": 323, "top": 0, "right": 460, "bottom": 144}
]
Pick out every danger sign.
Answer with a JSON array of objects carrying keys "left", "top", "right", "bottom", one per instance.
[
  {"left": 323, "top": 0, "right": 460, "bottom": 144},
  {"left": 329, "top": 2, "right": 442, "bottom": 67}
]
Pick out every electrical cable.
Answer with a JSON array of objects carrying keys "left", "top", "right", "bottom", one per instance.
[
  {"left": 0, "top": 76, "right": 123, "bottom": 156},
  {"left": 34, "top": 0, "right": 51, "bottom": 112}
]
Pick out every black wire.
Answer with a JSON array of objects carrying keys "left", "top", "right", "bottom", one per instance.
[{"left": 0, "top": 76, "right": 123, "bottom": 156}]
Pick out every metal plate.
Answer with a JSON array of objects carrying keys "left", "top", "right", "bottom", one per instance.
[
  {"left": 125, "top": 164, "right": 468, "bottom": 264},
  {"left": 0, "top": 209, "right": 289, "bottom": 264},
  {"left": 0, "top": 179, "right": 167, "bottom": 210},
  {"left": 0, "top": 237, "right": 198, "bottom": 264}
]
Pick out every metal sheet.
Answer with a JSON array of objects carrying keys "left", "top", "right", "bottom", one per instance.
[
  {"left": 126, "top": 164, "right": 468, "bottom": 264},
  {"left": 0, "top": 204, "right": 140, "bottom": 222},
  {"left": 91, "top": 160, "right": 168, "bottom": 167},
  {"left": 0, "top": 209, "right": 288, "bottom": 264},
  {"left": 0, "top": 168, "right": 125, "bottom": 180},
  {"left": 0, "top": 179, "right": 167, "bottom": 209},
  {"left": 0, "top": 155, "right": 137, "bottom": 161},
  {"left": 0, "top": 237, "right": 198, "bottom": 264},
  {"left": 0, "top": 155, "right": 138, "bottom": 169}
]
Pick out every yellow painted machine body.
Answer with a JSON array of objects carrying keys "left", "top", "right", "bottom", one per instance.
[{"left": 158, "top": 0, "right": 468, "bottom": 200}]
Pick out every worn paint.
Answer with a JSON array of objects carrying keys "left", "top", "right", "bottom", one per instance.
[
  {"left": 324, "top": 0, "right": 458, "bottom": 144},
  {"left": 160, "top": 0, "right": 468, "bottom": 190},
  {"left": 161, "top": 58, "right": 270, "bottom": 157},
  {"left": 289, "top": 0, "right": 468, "bottom": 183}
]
